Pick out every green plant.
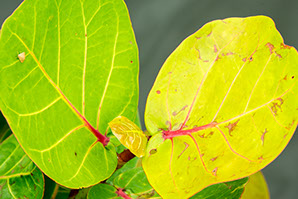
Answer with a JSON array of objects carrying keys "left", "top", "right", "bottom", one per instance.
[{"left": 0, "top": 0, "right": 297, "bottom": 198}]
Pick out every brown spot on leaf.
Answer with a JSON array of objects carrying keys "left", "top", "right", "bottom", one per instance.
[
  {"left": 210, "top": 156, "right": 218, "bottom": 162},
  {"left": 275, "top": 52, "right": 282, "bottom": 58},
  {"left": 270, "top": 98, "right": 284, "bottom": 115},
  {"left": 75, "top": 152, "right": 77, "bottom": 156},
  {"left": 281, "top": 43, "right": 291, "bottom": 49},
  {"left": 283, "top": 75, "right": 288, "bottom": 80},
  {"left": 258, "top": 156, "right": 264, "bottom": 160},
  {"left": 292, "top": 76, "right": 295, "bottom": 79},
  {"left": 156, "top": 90, "right": 161, "bottom": 94},
  {"left": 30, "top": 173, "right": 33, "bottom": 176},
  {"left": 266, "top": 42, "right": 274, "bottom": 54},
  {"left": 198, "top": 131, "right": 214, "bottom": 138},
  {"left": 85, "top": 33, "right": 87, "bottom": 37},
  {"left": 130, "top": 60, "right": 133, "bottom": 64},
  {"left": 212, "top": 167, "right": 218, "bottom": 176},
  {"left": 261, "top": 128, "right": 268, "bottom": 145},
  {"left": 225, "top": 119, "right": 240, "bottom": 136},
  {"left": 214, "top": 45, "right": 218, "bottom": 53},
  {"left": 195, "top": 36, "right": 201, "bottom": 40},
  {"left": 249, "top": 57, "right": 253, "bottom": 62}
]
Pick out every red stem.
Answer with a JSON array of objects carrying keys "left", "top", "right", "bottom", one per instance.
[{"left": 116, "top": 188, "right": 132, "bottom": 199}]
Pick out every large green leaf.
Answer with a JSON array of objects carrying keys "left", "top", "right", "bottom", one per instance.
[
  {"left": 0, "top": 133, "right": 44, "bottom": 199},
  {"left": 0, "top": 0, "right": 138, "bottom": 188},
  {"left": 143, "top": 16, "right": 298, "bottom": 198}
]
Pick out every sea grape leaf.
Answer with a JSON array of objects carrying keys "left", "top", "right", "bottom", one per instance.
[
  {"left": 143, "top": 16, "right": 298, "bottom": 198},
  {"left": 109, "top": 116, "right": 147, "bottom": 157},
  {"left": 0, "top": 133, "right": 44, "bottom": 199},
  {"left": 0, "top": 0, "right": 138, "bottom": 188},
  {"left": 89, "top": 157, "right": 161, "bottom": 199},
  {"left": 190, "top": 177, "right": 248, "bottom": 199},
  {"left": 241, "top": 171, "right": 270, "bottom": 199}
]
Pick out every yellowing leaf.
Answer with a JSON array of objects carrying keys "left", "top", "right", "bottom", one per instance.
[
  {"left": 143, "top": 16, "right": 298, "bottom": 199},
  {"left": 242, "top": 171, "right": 270, "bottom": 199},
  {"left": 109, "top": 116, "right": 147, "bottom": 157}
]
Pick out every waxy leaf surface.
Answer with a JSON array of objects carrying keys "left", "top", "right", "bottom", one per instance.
[
  {"left": 0, "top": 0, "right": 138, "bottom": 188},
  {"left": 109, "top": 116, "right": 147, "bottom": 157},
  {"left": 0, "top": 131, "right": 44, "bottom": 199},
  {"left": 241, "top": 171, "right": 270, "bottom": 199},
  {"left": 143, "top": 16, "right": 298, "bottom": 198}
]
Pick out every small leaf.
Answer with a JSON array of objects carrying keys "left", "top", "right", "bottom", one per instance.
[
  {"left": 241, "top": 171, "right": 270, "bottom": 199},
  {"left": 143, "top": 16, "right": 298, "bottom": 198},
  {"left": 88, "top": 183, "right": 119, "bottom": 199},
  {"left": 109, "top": 116, "right": 147, "bottom": 157},
  {"left": 0, "top": 133, "right": 44, "bottom": 199}
]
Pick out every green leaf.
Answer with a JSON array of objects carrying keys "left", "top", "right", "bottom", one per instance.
[
  {"left": 143, "top": 16, "right": 298, "bottom": 198},
  {"left": 241, "top": 171, "right": 270, "bottom": 199},
  {"left": 89, "top": 157, "right": 161, "bottom": 199},
  {"left": 0, "top": 0, "right": 138, "bottom": 188},
  {"left": 0, "top": 134, "right": 44, "bottom": 199},
  {"left": 109, "top": 116, "right": 147, "bottom": 157},
  {"left": 88, "top": 183, "right": 120, "bottom": 199},
  {"left": 190, "top": 178, "right": 248, "bottom": 199}
]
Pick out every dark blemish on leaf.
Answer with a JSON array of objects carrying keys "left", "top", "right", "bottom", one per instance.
[
  {"left": 75, "top": 152, "right": 77, "bottom": 156},
  {"left": 178, "top": 142, "right": 189, "bottom": 159},
  {"left": 224, "top": 119, "right": 240, "bottom": 136},
  {"left": 156, "top": 90, "right": 161, "bottom": 94},
  {"left": 36, "top": 178, "right": 40, "bottom": 183},
  {"left": 214, "top": 45, "right": 218, "bottom": 53},
  {"left": 261, "top": 128, "right": 268, "bottom": 146},
  {"left": 34, "top": 184, "right": 36, "bottom": 190},
  {"left": 85, "top": 33, "right": 87, "bottom": 37},
  {"left": 23, "top": 196, "right": 29, "bottom": 199},
  {"left": 150, "top": 149, "right": 157, "bottom": 155},
  {"left": 281, "top": 43, "right": 291, "bottom": 49},
  {"left": 249, "top": 57, "right": 253, "bottom": 62},
  {"left": 20, "top": 175, "right": 23, "bottom": 178},
  {"left": 30, "top": 173, "right": 33, "bottom": 176},
  {"left": 210, "top": 156, "right": 218, "bottom": 162},
  {"left": 212, "top": 167, "right": 218, "bottom": 176},
  {"left": 270, "top": 98, "right": 284, "bottom": 115},
  {"left": 10, "top": 181, "right": 16, "bottom": 186},
  {"left": 130, "top": 61, "right": 133, "bottom": 64},
  {"left": 292, "top": 76, "right": 295, "bottom": 79},
  {"left": 266, "top": 42, "right": 274, "bottom": 54}
]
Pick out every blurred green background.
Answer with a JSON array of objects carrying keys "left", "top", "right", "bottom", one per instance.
[{"left": 1, "top": 0, "right": 297, "bottom": 198}]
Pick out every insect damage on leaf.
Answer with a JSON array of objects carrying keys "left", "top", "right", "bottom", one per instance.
[{"left": 18, "top": 52, "right": 25, "bottom": 63}]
